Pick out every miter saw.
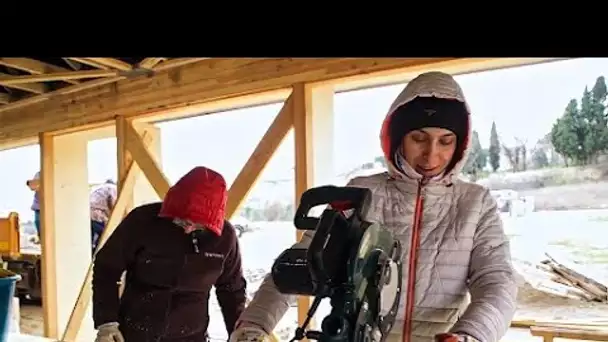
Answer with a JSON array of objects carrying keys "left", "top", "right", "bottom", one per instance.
[{"left": 271, "top": 185, "right": 403, "bottom": 342}]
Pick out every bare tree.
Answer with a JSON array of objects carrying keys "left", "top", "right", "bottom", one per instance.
[
  {"left": 501, "top": 137, "right": 528, "bottom": 172},
  {"left": 502, "top": 144, "right": 517, "bottom": 172},
  {"left": 514, "top": 137, "right": 528, "bottom": 171}
]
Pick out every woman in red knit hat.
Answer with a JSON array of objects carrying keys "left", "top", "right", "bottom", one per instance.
[{"left": 92, "top": 166, "right": 246, "bottom": 342}]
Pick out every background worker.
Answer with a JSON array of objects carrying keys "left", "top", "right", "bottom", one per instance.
[
  {"left": 90, "top": 179, "right": 118, "bottom": 253},
  {"left": 26, "top": 171, "right": 41, "bottom": 242}
]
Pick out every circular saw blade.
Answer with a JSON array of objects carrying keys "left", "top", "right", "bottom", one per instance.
[{"left": 379, "top": 260, "right": 400, "bottom": 317}]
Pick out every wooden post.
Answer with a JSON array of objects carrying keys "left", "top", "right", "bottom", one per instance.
[
  {"left": 61, "top": 119, "right": 168, "bottom": 341},
  {"left": 292, "top": 82, "right": 335, "bottom": 331},
  {"left": 39, "top": 131, "right": 93, "bottom": 340}
]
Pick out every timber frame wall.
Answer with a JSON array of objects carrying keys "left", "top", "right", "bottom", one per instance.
[{"left": 1, "top": 57, "right": 564, "bottom": 341}]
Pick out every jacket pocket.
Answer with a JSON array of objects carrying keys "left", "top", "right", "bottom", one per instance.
[{"left": 132, "top": 250, "right": 182, "bottom": 288}]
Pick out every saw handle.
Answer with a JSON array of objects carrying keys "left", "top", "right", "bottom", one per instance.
[{"left": 294, "top": 185, "right": 372, "bottom": 230}]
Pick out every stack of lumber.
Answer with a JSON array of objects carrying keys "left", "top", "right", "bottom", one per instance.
[
  {"left": 514, "top": 252, "right": 608, "bottom": 302},
  {"left": 534, "top": 253, "right": 608, "bottom": 302}
]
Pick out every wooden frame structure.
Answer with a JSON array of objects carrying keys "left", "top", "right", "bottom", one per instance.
[{"left": 0, "top": 57, "right": 564, "bottom": 341}]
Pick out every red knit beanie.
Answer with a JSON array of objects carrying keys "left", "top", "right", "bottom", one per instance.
[{"left": 159, "top": 166, "right": 227, "bottom": 236}]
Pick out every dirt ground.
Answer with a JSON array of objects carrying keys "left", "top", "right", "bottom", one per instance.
[{"left": 19, "top": 303, "right": 43, "bottom": 336}]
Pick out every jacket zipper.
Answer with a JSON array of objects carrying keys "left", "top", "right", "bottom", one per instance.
[{"left": 402, "top": 181, "right": 425, "bottom": 342}]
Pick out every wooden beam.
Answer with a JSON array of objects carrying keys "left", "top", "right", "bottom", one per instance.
[
  {"left": 0, "top": 58, "right": 79, "bottom": 85},
  {"left": 124, "top": 120, "right": 171, "bottom": 198},
  {"left": 0, "top": 76, "right": 126, "bottom": 112},
  {"left": 0, "top": 93, "right": 9, "bottom": 104},
  {"left": 143, "top": 88, "right": 291, "bottom": 124},
  {"left": 225, "top": 93, "right": 295, "bottom": 218},
  {"left": 0, "top": 69, "right": 119, "bottom": 85},
  {"left": 0, "top": 58, "right": 204, "bottom": 115},
  {"left": 61, "top": 148, "right": 142, "bottom": 341},
  {"left": 66, "top": 58, "right": 110, "bottom": 70},
  {"left": 330, "top": 57, "right": 565, "bottom": 93},
  {"left": 0, "top": 72, "right": 46, "bottom": 94},
  {"left": 139, "top": 57, "right": 165, "bottom": 69},
  {"left": 0, "top": 58, "right": 447, "bottom": 142},
  {"left": 292, "top": 83, "right": 315, "bottom": 332},
  {"left": 39, "top": 133, "right": 58, "bottom": 338},
  {"left": 116, "top": 117, "right": 135, "bottom": 214},
  {"left": 0, "top": 58, "right": 562, "bottom": 147},
  {"left": 63, "top": 58, "right": 83, "bottom": 71},
  {"left": 60, "top": 126, "right": 153, "bottom": 341},
  {"left": 67, "top": 58, "right": 133, "bottom": 71},
  {"left": 152, "top": 57, "right": 207, "bottom": 71},
  {"left": 84, "top": 58, "right": 133, "bottom": 71}
]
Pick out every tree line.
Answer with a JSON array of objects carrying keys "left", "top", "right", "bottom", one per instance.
[
  {"left": 550, "top": 76, "right": 608, "bottom": 166},
  {"left": 462, "top": 75, "right": 608, "bottom": 177}
]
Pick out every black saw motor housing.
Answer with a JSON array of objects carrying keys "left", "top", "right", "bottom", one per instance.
[{"left": 271, "top": 185, "right": 403, "bottom": 342}]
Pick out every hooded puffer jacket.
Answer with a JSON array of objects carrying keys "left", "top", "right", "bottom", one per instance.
[{"left": 236, "top": 72, "right": 517, "bottom": 342}]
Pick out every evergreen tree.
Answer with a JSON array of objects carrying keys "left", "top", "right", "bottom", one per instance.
[
  {"left": 585, "top": 76, "right": 608, "bottom": 162},
  {"left": 488, "top": 121, "right": 500, "bottom": 172},
  {"left": 551, "top": 99, "right": 585, "bottom": 165},
  {"left": 462, "top": 130, "right": 487, "bottom": 176}
]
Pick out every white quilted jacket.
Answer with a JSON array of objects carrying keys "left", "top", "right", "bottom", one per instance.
[{"left": 237, "top": 72, "right": 517, "bottom": 342}]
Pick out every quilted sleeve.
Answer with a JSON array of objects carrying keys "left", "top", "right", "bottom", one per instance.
[{"left": 449, "top": 189, "right": 518, "bottom": 342}]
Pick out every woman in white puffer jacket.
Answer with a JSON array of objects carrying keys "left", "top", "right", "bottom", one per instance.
[{"left": 230, "top": 71, "right": 517, "bottom": 342}]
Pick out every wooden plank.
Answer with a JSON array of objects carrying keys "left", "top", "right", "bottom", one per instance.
[
  {"left": 0, "top": 58, "right": 79, "bottom": 84},
  {"left": 0, "top": 72, "right": 46, "bottom": 94},
  {"left": 152, "top": 58, "right": 207, "bottom": 71},
  {"left": 66, "top": 58, "right": 110, "bottom": 70},
  {"left": 84, "top": 58, "right": 133, "bottom": 71},
  {"left": 0, "top": 76, "right": 126, "bottom": 113},
  {"left": 0, "top": 70, "right": 119, "bottom": 85},
  {"left": 225, "top": 93, "right": 294, "bottom": 218},
  {"left": 139, "top": 57, "right": 165, "bottom": 69},
  {"left": 124, "top": 121, "right": 171, "bottom": 198},
  {"left": 530, "top": 325, "right": 608, "bottom": 341}
]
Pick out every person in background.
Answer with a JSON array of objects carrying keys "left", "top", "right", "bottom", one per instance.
[
  {"left": 90, "top": 179, "right": 118, "bottom": 253},
  {"left": 26, "top": 171, "right": 41, "bottom": 242},
  {"left": 230, "top": 72, "right": 517, "bottom": 342},
  {"left": 92, "top": 166, "right": 247, "bottom": 342}
]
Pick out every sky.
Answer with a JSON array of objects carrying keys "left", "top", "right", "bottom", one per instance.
[{"left": 1, "top": 57, "right": 608, "bottom": 220}]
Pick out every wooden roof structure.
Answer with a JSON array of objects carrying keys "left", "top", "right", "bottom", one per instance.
[
  {"left": 0, "top": 57, "right": 184, "bottom": 104},
  {"left": 0, "top": 57, "right": 561, "bottom": 150},
  {"left": 3, "top": 57, "right": 567, "bottom": 341}
]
